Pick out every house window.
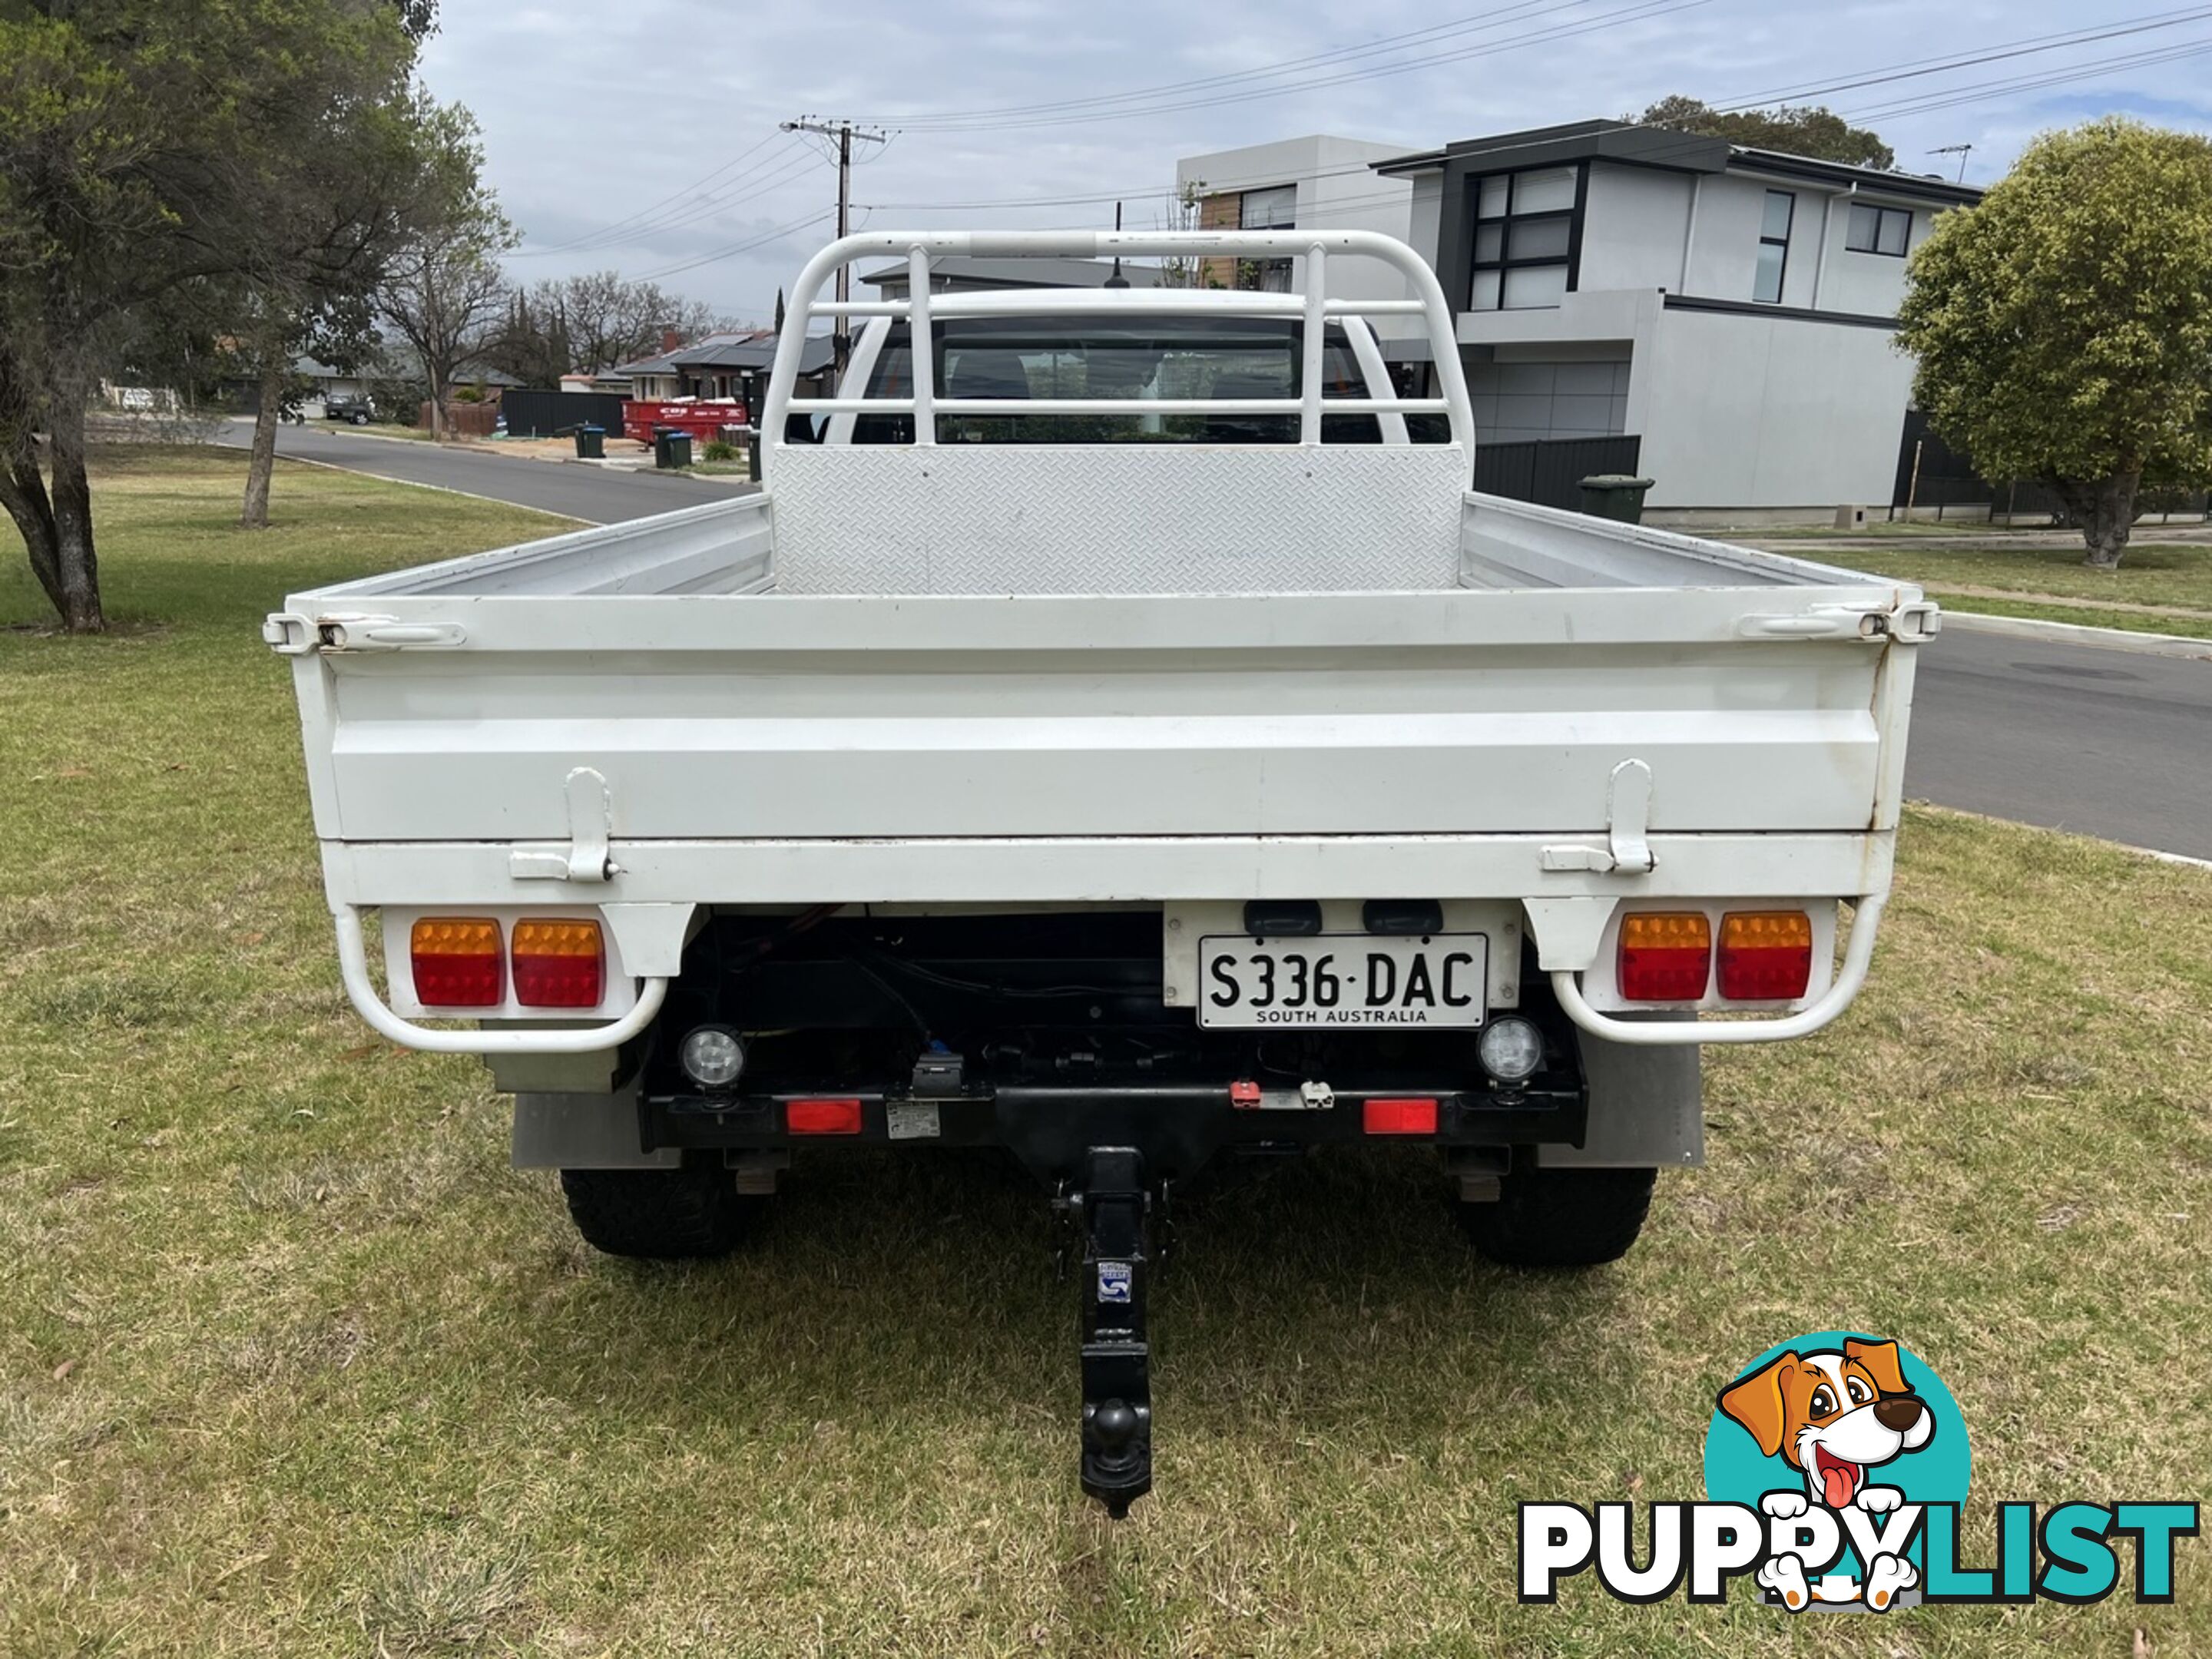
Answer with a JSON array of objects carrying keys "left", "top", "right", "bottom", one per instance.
[
  {"left": 1469, "top": 165, "right": 1579, "bottom": 311},
  {"left": 1753, "top": 190, "right": 1793, "bottom": 304},
  {"left": 1846, "top": 203, "right": 1912, "bottom": 257},
  {"left": 1237, "top": 184, "right": 1297, "bottom": 292}
]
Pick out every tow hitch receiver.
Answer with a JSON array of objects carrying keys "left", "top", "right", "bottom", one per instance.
[{"left": 1070, "top": 1147, "right": 1153, "bottom": 1518}]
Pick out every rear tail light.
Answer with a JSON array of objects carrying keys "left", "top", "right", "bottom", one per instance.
[
  {"left": 1363, "top": 1097, "right": 1439, "bottom": 1135},
  {"left": 409, "top": 917, "right": 503, "bottom": 1007},
  {"left": 511, "top": 918, "right": 604, "bottom": 1008},
  {"left": 1618, "top": 912, "right": 1711, "bottom": 1002},
  {"left": 786, "top": 1098, "right": 864, "bottom": 1135},
  {"left": 1718, "top": 910, "right": 1813, "bottom": 1001}
]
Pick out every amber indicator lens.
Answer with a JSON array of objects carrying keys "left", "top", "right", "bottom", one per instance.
[
  {"left": 1717, "top": 910, "right": 1813, "bottom": 1001},
  {"left": 1618, "top": 912, "right": 1712, "bottom": 1002},
  {"left": 410, "top": 918, "right": 503, "bottom": 1007},
  {"left": 511, "top": 918, "right": 604, "bottom": 1008}
]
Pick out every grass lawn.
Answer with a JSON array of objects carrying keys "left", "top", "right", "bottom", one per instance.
[
  {"left": 1793, "top": 538, "right": 2212, "bottom": 621},
  {"left": 2, "top": 446, "right": 2209, "bottom": 1656},
  {"left": 1934, "top": 594, "right": 2212, "bottom": 641}
]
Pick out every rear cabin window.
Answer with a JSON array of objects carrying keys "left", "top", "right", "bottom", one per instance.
[{"left": 848, "top": 316, "right": 1392, "bottom": 445}]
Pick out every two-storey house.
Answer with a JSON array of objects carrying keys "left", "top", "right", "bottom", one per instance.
[{"left": 1374, "top": 120, "right": 1982, "bottom": 521}]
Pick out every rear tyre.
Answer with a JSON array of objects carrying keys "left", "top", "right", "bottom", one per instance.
[
  {"left": 1457, "top": 1164, "right": 1655, "bottom": 1269},
  {"left": 559, "top": 1161, "right": 761, "bottom": 1260}
]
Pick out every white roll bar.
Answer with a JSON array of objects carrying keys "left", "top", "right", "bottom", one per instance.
[{"left": 757, "top": 230, "right": 1475, "bottom": 484}]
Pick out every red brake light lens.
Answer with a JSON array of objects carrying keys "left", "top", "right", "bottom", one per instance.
[
  {"left": 511, "top": 918, "right": 605, "bottom": 1008},
  {"left": 1363, "top": 1097, "right": 1439, "bottom": 1135},
  {"left": 1717, "top": 910, "right": 1814, "bottom": 1001},
  {"left": 1618, "top": 912, "right": 1712, "bottom": 1002},
  {"left": 409, "top": 917, "right": 503, "bottom": 1007},
  {"left": 786, "top": 1098, "right": 864, "bottom": 1135}
]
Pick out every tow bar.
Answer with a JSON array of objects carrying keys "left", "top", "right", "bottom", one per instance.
[{"left": 1067, "top": 1147, "right": 1154, "bottom": 1518}]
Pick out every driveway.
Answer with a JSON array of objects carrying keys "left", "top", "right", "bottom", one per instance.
[{"left": 219, "top": 417, "right": 748, "bottom": 523}]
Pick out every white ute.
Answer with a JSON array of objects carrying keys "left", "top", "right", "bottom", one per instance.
[{"left": 269, "top": 230, "right": 1935, "bottom": 1515}]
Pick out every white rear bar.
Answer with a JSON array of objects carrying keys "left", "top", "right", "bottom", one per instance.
[
  {"left": 808, "top": 293, "right": 1435, "bottom": 318},
  {"left": 760, "top": 229, "right": 1475, "bottom": 477},
  {"left": 784, "top": 398, "right": 1449, "bottom": 416}
]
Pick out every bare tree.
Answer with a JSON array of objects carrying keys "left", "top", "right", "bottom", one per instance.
[
  {"left": 376, "top": 111, "right": 512, "bottom": 437},
  {"left": 1157, "top": 181, "right": 1207, "bottom": 290}
]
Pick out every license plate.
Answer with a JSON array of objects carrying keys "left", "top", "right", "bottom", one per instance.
[{"left": 1197, "top": 933, "right": 1487, "bottom": 1028}]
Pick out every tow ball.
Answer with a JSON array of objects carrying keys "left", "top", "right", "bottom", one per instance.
[{"left": 1063, "top": 1147, "right": 1155, "bottom": 1518}]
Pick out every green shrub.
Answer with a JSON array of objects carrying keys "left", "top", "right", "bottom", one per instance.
[{"left": 702, "top": 439, "right": 737, "bottom": 462}]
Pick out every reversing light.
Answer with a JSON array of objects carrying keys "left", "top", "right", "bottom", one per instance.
[
  {"left": 1478, "top": 1015, "right": 1545, "bottom": 1083},
  {"left": 409, "top": 917, "right": 503, "bottom": 1007},
  {"left": 1363, "top": 1098, "right": 1439, "bottom": 1135},
  {"left": 786, "top": 1098, "right": 864, "bottom": 1135},
  {"left": 1618, "top": 912, "right": 1712, "bottom": 1002},
  {"left": 1718, "top": 910, "right": 1814, "bottom": 1001},
  {"left": 680, "top": 1026, "right": 747, "bottom": 1090},
  {"left": 511, "top": 917, "right": 604, "bottom": 1008}
]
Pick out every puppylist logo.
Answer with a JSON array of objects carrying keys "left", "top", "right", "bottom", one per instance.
[{"left": 1520, "top": 1332, "right": 2198, "bottom": 1612}]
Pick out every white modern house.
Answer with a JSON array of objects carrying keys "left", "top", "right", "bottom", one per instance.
[{"left": 1176, "top": 122, "right": 1982, "bottom": 522}]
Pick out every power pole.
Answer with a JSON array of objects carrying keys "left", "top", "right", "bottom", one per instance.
[{"left": 781, "top": 117, "right": 886, "bottom": 373}]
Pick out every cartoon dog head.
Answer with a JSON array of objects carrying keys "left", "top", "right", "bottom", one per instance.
[{"left": 1717, "top": 1338, "right": 1934, "bottom": 1508}]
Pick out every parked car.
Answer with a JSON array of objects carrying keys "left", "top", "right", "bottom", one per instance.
[
  {"left": 323, "top": 392, "right": 374, "bottom": 426},
  {"left": 265, "top": 230, "right": 1936, "bottom": 1518}
]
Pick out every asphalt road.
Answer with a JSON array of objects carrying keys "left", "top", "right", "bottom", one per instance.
[
  {"left": 220, "top": 417, "right": 746, "bottom": 522},
  {"left": 1905, "top": 627, "right": 2212, "bottom": 861},
  {"left": 232, "top": 423, "right": 2212, "bottom": 861}
]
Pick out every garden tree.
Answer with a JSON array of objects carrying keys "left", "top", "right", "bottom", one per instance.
[
  {"left": 235, "top": 80, "right": 479, "bottom": 528},
  {"left": 482, "top": 273, "right": 740, "bottom": 386},
  {"left": 1634, "top": 96, "right": 1895, "bottom": 169},
  {"left": 375, "top": 109, "right": 515, "bottom": 439},
  {"left": 0, "top": 0, "right": 436, "bottom": 631},
  {"left": 484, "top": 272, "right": 726, "bottom": 386},
  {"left": 1897, "top": 119, "right": 2212, "bottom": 569}
]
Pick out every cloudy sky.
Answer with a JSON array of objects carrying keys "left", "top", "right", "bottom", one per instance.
[{"left": 420, "top": 0, "right": 2212, "bottom": 321}]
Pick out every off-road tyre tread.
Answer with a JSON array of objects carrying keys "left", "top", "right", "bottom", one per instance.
[
  {"left": 1457, "top": 1164, "right": 1656, "bottom": 1269},
  {"left": 559, "top": 1162, "right": 760, "bottom": 1260}
]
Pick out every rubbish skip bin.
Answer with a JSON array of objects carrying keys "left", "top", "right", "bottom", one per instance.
[
  {"left": 1579, "top": 474, "right": 1655, "bottom": 524},
  {"left": 657, "top": 430, "right": 693, "bottom": 469},
  {"left": 573, "top": 425, "right": 604, "bottom": 459}
]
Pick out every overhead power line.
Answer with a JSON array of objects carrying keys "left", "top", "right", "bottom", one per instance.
[
  {"left": 627, "top": 209, "right": 837, "bottom": 283},
  {"left": 858, "top": 0, "right": 1586, "bottom": 127},
  {"left": 864, "top": 0, "right": 1711, "bottom": 134},
  {"left": 513, "top": 131, "right": 787, "bottom": 257}
]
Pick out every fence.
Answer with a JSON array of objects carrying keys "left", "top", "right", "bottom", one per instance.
[
  {"left": 1472, "top": 434, "right": 1642, "bottom": 512},
  {"left": 1889, "top": 411, "right": 2211, "bottom": 523},
  {"left": 419, "top": 401, "right": 498, "bottom": 438},
  {"left": 500, "top": 388, "right": 628, "bottom": 439}
]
